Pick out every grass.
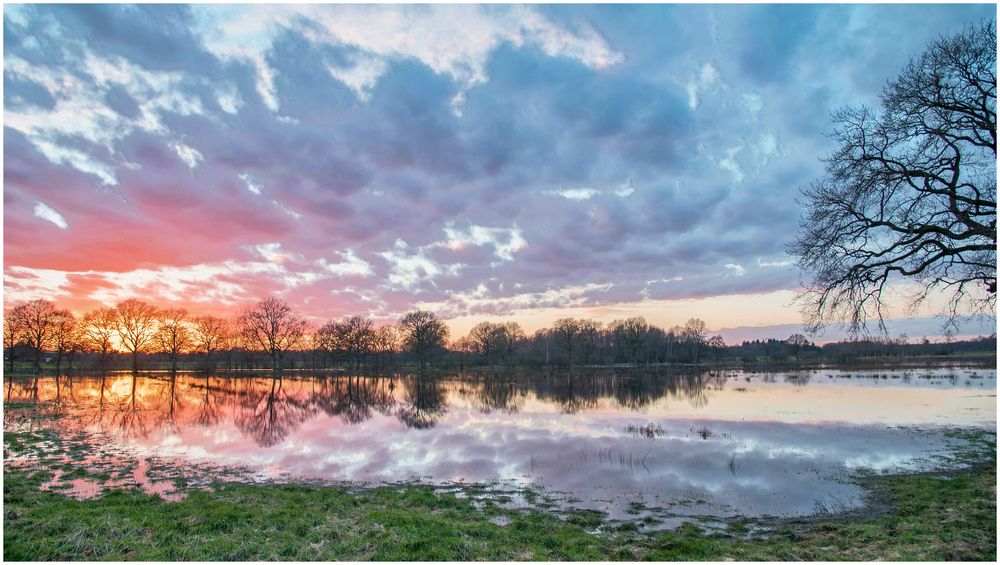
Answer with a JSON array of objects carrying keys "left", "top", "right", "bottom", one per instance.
[
  {"left": 3, "top": 401, "right": 997, "bottom": 561},
  {"left": 3, "top": 441, "right": 996, "bottom": 560}
]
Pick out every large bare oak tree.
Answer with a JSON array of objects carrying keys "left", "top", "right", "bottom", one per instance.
[{"left": 791, "top": 21, "right": 996, "bottom": 335}]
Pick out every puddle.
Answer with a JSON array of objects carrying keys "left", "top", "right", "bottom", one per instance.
[{"left": 4, "top": 367, "right": 995, "bottom": 522}]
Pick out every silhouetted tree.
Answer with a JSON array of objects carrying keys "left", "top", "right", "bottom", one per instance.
[
  {"left": 467, "top": 321, "right": 525, "bottom": 365},
  {"left": 400, "top": 310, "right": 448, "bottom": 367},
  {"left": 371, "top": 325, "right": 400, "bottom": 367},
  {"left": 609, "top": 317, "right": 652, "bottom": 365},
  {"left": 192, "top": 315, "right": 230, "bottom": 370},
  {"left": 154, "top": 308, "right": 192, "bottom": 373},
  {"left": 15, "top": 299, "right": 58, "bottom": 374},
  {"left": 681, "top": 318, "right": 708, "bottom": 362},
  {"left": 576, "top": 319, "right": 603, "bottom": 365},
  {"left": 50, "top": 309, "right": 78, "bottom": 374},
  {"left": 4, "top": 306, "right": 27, "bottom": 372},
  {"left": 707, "top": 335, "right": 726, "bottom": 362},
  {"left": 786, "top": 333, "right": 811, "bottom": 361},
  {"left": 238, "top": 297, "right": 307, "bottom": 373},
  {"left": 551, "top": 318, "right": 582, "bottom": 367},
  {"left": 792, "top": 22, "right": 996, "bottom": 335},
  {"left": 82, "top": 307, "right": 118, "bottom": 372},
  {"left": 115, "top": 299, "right": 159, "bottom": 373},
  {"left": 318, "top": 315, "right": 375, "bottom": 368}
]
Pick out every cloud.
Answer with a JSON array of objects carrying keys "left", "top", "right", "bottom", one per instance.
[
  {"left": 239, "top": 172, "right": 263, "bottom": 194},
  {"left": 687, "top": 62, "right": 721, "bottom": 110},
  {"left": 318, "top": 249, "right": 374, "bottom": 278},
  {"left": 5, "top": 4, "right": 993, "bottom": 330},
  {"left": 191, "top": 4, "right": 622, "bottom": 111},
  {"left": 378, "top": 239, "right": 459, "bottom": 292},
  {"left": 542, "top": 180, "right": 635, "bottom": 201},
  {"left": 442, "top": 223, "right": 527, "bottom": 262},
  {"left": 169, "top": 141, "right": 203, "bottom": 168},
  {"left": 32, "top": 201, "right": 69, "bottom": 229}
]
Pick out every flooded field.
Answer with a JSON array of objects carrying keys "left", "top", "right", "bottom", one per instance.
[{"left": 4, "top": 366, "right": 995, "bottom": 526}]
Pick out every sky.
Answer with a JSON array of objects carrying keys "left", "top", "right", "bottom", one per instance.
[{"left": 3, "top": 4, "right": 996, "bottom": 341}]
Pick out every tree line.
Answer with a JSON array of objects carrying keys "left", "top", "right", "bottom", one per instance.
[
  {"left": 4, "top": 296, "right": 994, "bottom": 375},
  {"left": 2, "top": 296, "right": 722, "bottom": 373}
]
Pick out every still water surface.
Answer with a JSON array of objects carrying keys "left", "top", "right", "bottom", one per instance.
[{"left": 5, "top": 366, "right": 995, "bottom": 523}]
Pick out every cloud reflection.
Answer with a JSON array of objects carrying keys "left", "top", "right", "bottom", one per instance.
[{"left": 5, "top": 368, "right": 994, "bottom": 519}]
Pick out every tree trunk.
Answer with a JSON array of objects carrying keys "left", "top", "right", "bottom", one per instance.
[{"left": 132, "top": 350, "right": 139, "bottom": 374}]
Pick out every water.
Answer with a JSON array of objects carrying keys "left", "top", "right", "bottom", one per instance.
[{"left": 4, "top": 366, "right": 995, "bottom": 525}]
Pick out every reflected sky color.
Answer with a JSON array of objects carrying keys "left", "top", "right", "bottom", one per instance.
[{"left": 6, "top": 367, "right": 994, "bottom": 521}]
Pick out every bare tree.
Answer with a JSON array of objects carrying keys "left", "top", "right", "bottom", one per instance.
[
  {"left": 706, "top": 335, "right": 726, "bottom": 362},
  {"left": 609, "top": 317, "right": 652, "bottom": 365},
  {"left": 319, "top": 316, "right": 376, "bottom": 368},
  {"left": 468, "top": 321, "right": 499, "bottom": 364},
  {"left": 4, "top": 307, "right": 28, "bottom": 372},
  {"left": 399, "top": 310, "right": 448, "bottom": 368},
  {"left": 551, "top": 318, "right": 582, "bottom": 367},
  {"left": 82, "top": 307, "right": 118, "bottom": 372},
  {"left": 154, "top": 308, "right": 192, "bottom": 373},
  {"left": 371, "top": 325, "right": 400, "bottom": 367},
  {"left": 50, "top": 309, "right": 78, "bottom": 375},
  {"left": 192, "top": 315, "right": 230, "bottom": 370},
  {"left": 792, "top": 22, "right": 996, "bottom": 335},
  {"left": 466, "top": 321, "right": 525, "bottom": 366},
  {"left": 315, "top": 321, "right": 338, "bottom": 367},
  {"left": 786, "top": 333, "right": 811, "bottom": 361},
  {"left": 681, "top": 318, "right": 708, "bottom": 362},
  {"left": 495, "top": 322, "right": 525, "bottom": 365},
  {"left": 14, "top": 299, "right": 58, "bottom": 374},
  {"left": 575, "top": 319, "right": 603, "bottom": 365},
  {"left": 115, "top": 299, "right": 159, "bottom": 373},
  {"left": 238, "top": 297, "right": 307, "bottom": 373}
]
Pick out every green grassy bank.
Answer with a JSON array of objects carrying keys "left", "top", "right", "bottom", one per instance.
[{"left": 3, "top": 410, "right": 996, "bottom": 560}]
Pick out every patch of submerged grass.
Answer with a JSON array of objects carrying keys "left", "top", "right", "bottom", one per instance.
[
  {"left": 4, "top": 455, "right": 996, "bottom": 561},
  {"left": 3, "top": 427, "right": 996, "bottom": 561},
  {"left": 4, "top": 401, "right": 42, "bottom": 410},
  {"left": 2, "top": 474, "right": 612, "bottom": 561},
  {"left": 3, "top": 401, "right": 64, "bottom": 421}
]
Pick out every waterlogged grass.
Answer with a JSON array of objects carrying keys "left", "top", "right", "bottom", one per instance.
[
  {"left": 4, "top": 473, "right": 616, "bottom": 561},
  {"left": 3, "top": 459, "right": 996, "bottom": 561},
  {"left": 3, "top": 404, "right": 996, "bottom": 561}
]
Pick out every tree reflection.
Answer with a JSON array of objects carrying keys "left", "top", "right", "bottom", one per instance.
[
  {"left": 397, "top": 375, "right": 447, "bottom": 429},
  {"left": 525, "top": 369, "right": 726, "bottom": 413},
  {"left": 475, "top": 378, "right": 527, "bottom": 414},
  {"left": 115, "top": 374, "right": 149, "bottom": 438},
  {"left": 192, "top": 375, "right": 223, "bottom": 427},
  {"left": 234, "top": 377, "right": 315, "bottom": 447},
  {"left": 6, "top": 368, "right": 831, "bottom": 446},
  {"left": 311, "top": 376, "right": 397, "bottom": 425},
  {"left": 159, "top": 373, "right": 185, "bottom": 432}
]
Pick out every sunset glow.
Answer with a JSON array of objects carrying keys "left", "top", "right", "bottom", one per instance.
[{"left": 4, "top": 4, "right": 994, "bottom": 338}]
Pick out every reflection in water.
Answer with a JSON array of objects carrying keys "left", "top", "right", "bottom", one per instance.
[
  {"left": 398, "top": 375, "right": 447, "bottom": 429},
  {"left": 313, "top": 376, "right": 396, "bottom": 425},
  {"left": 4, "top": 367, "right": 996, "bottom": 521},
  {"left": 235, "top": 377, "right": 315, "bottom": 447}
]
